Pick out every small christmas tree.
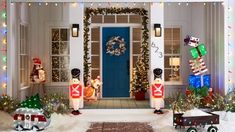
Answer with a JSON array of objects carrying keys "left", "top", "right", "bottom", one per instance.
[
  {"left": 130, "top": 57, "right": 149, "bottom": 96},
  {"left": 20, "top": 94, "right": 43, "bottom": 109}
]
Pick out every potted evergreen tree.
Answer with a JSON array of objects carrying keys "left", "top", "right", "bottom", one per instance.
[{"left": 130, "top": 57, "right": 149, "bottom": 100}]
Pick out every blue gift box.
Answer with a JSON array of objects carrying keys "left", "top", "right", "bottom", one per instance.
[{"left": 189, "top": 74, "right": 211, "bottom": 88}]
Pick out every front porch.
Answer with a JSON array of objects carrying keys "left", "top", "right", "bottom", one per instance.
[{"left": 84, "top": 99, "right": 150, "bottom": 109}]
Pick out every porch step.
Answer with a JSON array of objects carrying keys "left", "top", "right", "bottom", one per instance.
[
  {"left": 77, "top": 109, "right": 158, "bottom": 122},
  {"left": 84, "top": 99, "right": 150, "bottom": 109}
]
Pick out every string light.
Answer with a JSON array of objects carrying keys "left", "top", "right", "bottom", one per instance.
[
  {"left": 55, "top": 3, "right": 58, "bottom": 6},
  {"left": 186, "top": 3, "right": 189, "bottom": 6},
  {"left": 72, "top": 2, "right": 77, "bottom": 7},
  {"left": 28, "top": 3, "right": 31, "bottom": 6},
  {"left": 2, "top": 57, "right": 6, "bottom": 62},
  {"left": 38, "top": 3, "right": 42, "bottom": 6},
  {"left": 2, "top": 22, "right": 6, "bottom": 27},
  {"left": 178, "top": 3, "right": 181, "bottom": 6},
  {"left": 2, "top": 83, "right": 6, "bottom": 89},
  {"left": 204, "top": 3, "right": 206, "bottom": 6},
  {"left": 0, "top": 0, "right": 7, "bottom": 95},
  {"left": 227, "top": 0, "right": 233, "bottom": 92},
  {"left": 2, "top": 12, "right": 6, "bottom": 19},
  {"left": 45, "top": 2, "right": 48, "bottom": 6},
  {"left": 2, "top": 66, "right": 6, "bottom": 70},
  {"left": 2, "top": 38, "right": 6, "bottom": 45}
]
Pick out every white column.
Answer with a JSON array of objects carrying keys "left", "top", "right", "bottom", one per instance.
[
  {"left": 69, "top": 3, "right": 84, "bottom": 108},
  {"left": 149, "top": 3, "right": 164, "bottom": 107}
]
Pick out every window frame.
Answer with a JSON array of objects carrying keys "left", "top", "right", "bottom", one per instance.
[
  {"left": 164, "top": 26, "right": 183, "bottom": 85},
  {"left": 18, "top": 23, "right": 30, "bottom": 89},
  {"left": 49, "top": 26, "right": 70, "bottom": 85}
]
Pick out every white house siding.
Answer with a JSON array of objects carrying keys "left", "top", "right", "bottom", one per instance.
[{"left": 6, "top": 2, "right": 231, "bottom": 106}]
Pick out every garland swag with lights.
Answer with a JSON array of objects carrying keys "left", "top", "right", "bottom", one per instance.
[{"left": 83, "top": 7, "right": 149, "bottom": 86}]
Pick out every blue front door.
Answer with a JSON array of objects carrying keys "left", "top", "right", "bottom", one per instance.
[{"left": 102, "top": 27, "right": 130, "bottom": 97}]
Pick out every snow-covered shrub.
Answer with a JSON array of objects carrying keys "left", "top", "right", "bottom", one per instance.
[
  {"left": 0, "top": 95, "right": 19, "bottom": 113},
  {"left": 41, "top": 93, "right": 69, "bottom": 114}
]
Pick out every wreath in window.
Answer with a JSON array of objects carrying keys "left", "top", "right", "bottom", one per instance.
[{"left": 106, "top": 36, "right": 126, "bottom": 56}]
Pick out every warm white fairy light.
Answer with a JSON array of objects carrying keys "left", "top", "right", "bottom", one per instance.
[
  {"left": 55, "top": 3, "right": 58, "bottom": 6},
  {"left": 28, "top": 3, "right": 31, "bottom": 6},
  {"left": 186, "top": 3, "right": 189, "bottom": 6},
  {"left": 45, "top": 2, "right": 48, "bottom": 6},
  {"left": 2, "top": 66, "right": 6, "bottom": 70},
  {"left": 227, "top": 0, "right": 233, "bottom": 92},
  {"left": 2, "top": 22, "right": 6, "bottom": 27},
  {"left": 178, "top": 3, "right": 181, "bottom": 6},
  {"left": 72, "top": 2, "right": 77, "bottom": 7}
]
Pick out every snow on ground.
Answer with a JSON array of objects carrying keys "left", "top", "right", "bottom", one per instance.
[{"left": 1, "top": 109, "right": 235, "bottom": 132}]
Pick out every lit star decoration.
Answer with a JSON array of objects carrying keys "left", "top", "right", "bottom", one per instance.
[{"left": 0, "top": 0, "right": 6, "bottom": 95}]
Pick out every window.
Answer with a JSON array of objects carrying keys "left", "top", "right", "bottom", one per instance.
[
  {"left": 51, "top": 28, "right": 70, "bottom": 82},
  {"left": 164, "top": 28, "right": 181, "bottom": 82},
  {"left": 19, "top": 24, "right": 29, "bottom": 87}
]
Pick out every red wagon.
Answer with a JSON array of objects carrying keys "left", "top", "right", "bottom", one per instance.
[{"left": 173, "top": 112, "right": 219, "bottom": 132}]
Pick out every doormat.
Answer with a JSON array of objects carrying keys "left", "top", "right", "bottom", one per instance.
[{"left": 86, "top": 122, "right": 153, "bottom": 132}]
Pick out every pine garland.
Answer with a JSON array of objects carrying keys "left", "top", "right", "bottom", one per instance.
[{"left": 84, "top": 7, "right": 149, "bottom": 86}]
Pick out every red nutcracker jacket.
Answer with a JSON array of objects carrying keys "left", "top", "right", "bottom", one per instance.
[
  {"left": 70, "top": 83, "right": 82, "bottom": 98},
  {"left": 151, "top": 83, "right": 164, "bottom": 98}
]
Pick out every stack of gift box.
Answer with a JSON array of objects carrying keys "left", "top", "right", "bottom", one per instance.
[{"left": 184, "top": 36, "right": 212, "bottom": 97}]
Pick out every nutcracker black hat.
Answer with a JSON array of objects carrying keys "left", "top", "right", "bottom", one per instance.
[
  {"left": 71, "top": 68, "right": 80, "bottom": 79},
  {"left": 153, "top": 68, "right": 162, "bottom": 79}
]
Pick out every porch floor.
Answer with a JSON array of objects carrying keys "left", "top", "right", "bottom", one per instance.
[{"left": 84, "top": 98, "right": 151, "bottom": 109}]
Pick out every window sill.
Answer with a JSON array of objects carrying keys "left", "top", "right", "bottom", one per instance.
[
  {"left": 45, "top": 82, "right": 69, "bottom": 87},
  {"left": 20, "top": 86, "right": 30, "bottom": 91},
  {"left": 164, "top": 81, "right": 185, "bottom": 86}
]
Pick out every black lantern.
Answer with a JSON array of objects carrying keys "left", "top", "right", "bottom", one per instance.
[
  {"left": 154, "top": 24, "right": 161, "bottom": 37},
  {"left": 72, "top": 24, "right": 79, "bottom": 37}
]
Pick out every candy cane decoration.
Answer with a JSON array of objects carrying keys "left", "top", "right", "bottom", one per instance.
[{"left": 189, "top": 57, "right": 208, "bottom": 75}]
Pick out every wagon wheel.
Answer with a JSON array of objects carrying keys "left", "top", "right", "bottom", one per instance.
[
  {"left": 32, "top": 125, "right": 40, "bottom": 131},
  {"left": 187, "top": 127, "right": 197, "bottom": 132},
  {"left": 207, "top": 126, "right": 218, "bottom": 132},
  {"left": 15, "top": 124, "right": 23, "bottom": 131}
]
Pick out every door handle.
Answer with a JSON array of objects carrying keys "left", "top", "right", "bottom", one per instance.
[{"left": 127, "top": 60, "right": 130, "bottom": 75}]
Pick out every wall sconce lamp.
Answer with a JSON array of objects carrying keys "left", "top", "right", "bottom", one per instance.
[
  {"left": 154, "top": 24, "right": 161, "bottom": 37},
  {"left": 72, "top": 24, "right": 79, "bottom": 37}
]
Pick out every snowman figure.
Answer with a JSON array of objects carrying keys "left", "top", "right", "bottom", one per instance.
[
  {"left": 70, "top": 68, "right": 82, "bottom": 115},
  {"left": 151, "top": 68, "right": 164, "bottom": 114}
]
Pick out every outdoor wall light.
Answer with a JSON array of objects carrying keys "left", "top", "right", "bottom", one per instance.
[
  {"left": 72, "top": 24, "right": 79, "bottom": 37},
  {"left": 154, "top": 24, "right": 161, "bottom": 37}
]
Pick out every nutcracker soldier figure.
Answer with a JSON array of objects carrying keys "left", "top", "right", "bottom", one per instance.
[
  {"left": 70, "top": 68, "right": 82, "bottom": 115},
  {"left": 151, "top": 68, "right": 164, "bottom": 114}
]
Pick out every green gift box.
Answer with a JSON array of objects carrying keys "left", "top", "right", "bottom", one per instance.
[{"left": 190, "top": 43, "right": 207, "bottom": 59}]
